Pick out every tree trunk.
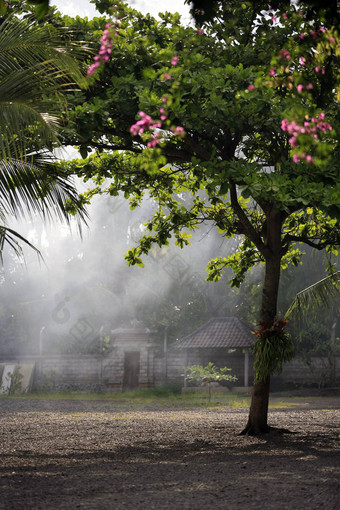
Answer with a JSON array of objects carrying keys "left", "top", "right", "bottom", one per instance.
[
  {"left": 241, "top": 377, "right": 271, "bottom": 434},
  {"left": 241, "top": 247, "right": 282, "bottom": 435}
]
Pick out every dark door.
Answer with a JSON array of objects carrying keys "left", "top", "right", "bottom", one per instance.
[{"left": 123, "top": 351, "right": 140, "bottom": 390}]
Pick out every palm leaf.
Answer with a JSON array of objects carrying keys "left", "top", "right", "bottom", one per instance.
[
  {"left": 0, "top": 16, "right": 89, "bottom": 85},
  {"left": 0, "top": 224, "right": 41, "bottom": 262},
  {"left": 0, "top": 15, "right": 89, "bottom": 162},
  {"left": 0, "top": 157, "right": 88, "bottom": 231},
  {"left": 0, "top": 14, "right": 90, "bottom": 257},
  {"left": 0, "top": 77, "right": 61, "bottom": 161},
  {"left": 286, "top": 272, "right": 340, "bottom": 320}
]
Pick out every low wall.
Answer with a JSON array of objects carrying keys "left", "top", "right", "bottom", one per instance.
[
  {"left": 1, "top": 354, "right": 339, "bottom": 391},
  {"left": 157, "top": 348, "right": 253, "bottom": 387},
  {"left": 271, "top": 356, "right": 340, "bottom": 389}
]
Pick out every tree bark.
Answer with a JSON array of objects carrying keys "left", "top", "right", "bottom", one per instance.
[
  {"left": 241, "top": 377, "right": 271, "bottom": 435},
  {"left": 241, "top": 212, "right": 283, "bottom": 435}
]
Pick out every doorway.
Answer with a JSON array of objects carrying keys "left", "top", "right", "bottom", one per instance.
[{"left": 123, "top": 351, "right": 140, "bottom": 390}]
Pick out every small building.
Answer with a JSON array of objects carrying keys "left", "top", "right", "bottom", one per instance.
[
  {"left": 102, "top": 327, "right": 156, "bottom": 391},
  {"left": 173, "top": 317, "right": 255, "bottom": 387}
]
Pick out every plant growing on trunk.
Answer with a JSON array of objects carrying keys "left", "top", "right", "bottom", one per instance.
[{"left": 59, "top": 0, "right": 339, "bottom": 434}]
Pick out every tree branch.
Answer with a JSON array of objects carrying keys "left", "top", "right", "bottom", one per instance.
[
  {"left": 283, "top": 235, "right": 329, "bottom": 250},
  {"left": 89, "top": 141, "right": 142, "bottom": 153},
  {"left": 182, "top": 133, "right": 211, "bottom": 161},
  {"left": 229, "top": 179, "right": 270, "bottom": 257}
]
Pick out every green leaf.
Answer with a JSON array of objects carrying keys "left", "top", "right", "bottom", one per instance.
[{"left": 27, "top": 0, "right": 50, "bottom": 18}]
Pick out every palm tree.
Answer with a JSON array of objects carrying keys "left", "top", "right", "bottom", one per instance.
[
  {"left": 286, "top": 271, "right": 340, "bottom": 320},
  {"left": 0, "top": 14, "right": 89, "bottom": 257},
  {"left": 286, "top": 271, "right": 340, "bottom": 384}
]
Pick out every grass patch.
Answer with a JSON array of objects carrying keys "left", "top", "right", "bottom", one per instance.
[
  {"left": 0, "top": 388, "right": 304, "bottom": 410},
  {"left": 227, "top": 398, "right": 250, "bottom": 408},
  {"left": 268, "top": 401, "right": 295, "bottom": 409}
]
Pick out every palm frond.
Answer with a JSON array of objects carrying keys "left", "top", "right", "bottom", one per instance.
[
  {"left": 0, "top": 157, "right": 88, "bottom": 232},
  {"left": 0, "top": 15, "right": 89, "bottom": 162},
  {"left": 286, "top": 272, "right": 340, "bottom": 320},
  {"left": 0, "top": 15, "right": 89, "bottom": 87},
  {"left": 0, "top": 224, "right": 41, "bottom": 263},
  {"left": 0, "top": 92, "right": 61, "bottom": 162},
  {"left": 0, "top": 14, "right": 89, "bottom": 258}
]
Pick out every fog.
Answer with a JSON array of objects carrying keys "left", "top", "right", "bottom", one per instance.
[
  {"left": 0, "top": 174, "right": 243, "bottom": 356},
  {"left": 1, "top": 157, "right": 337, "bottom": 358}
]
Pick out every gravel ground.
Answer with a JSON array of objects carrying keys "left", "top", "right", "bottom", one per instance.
[{"left": 0, "top": 396, "right": 339, "bottom": 510}]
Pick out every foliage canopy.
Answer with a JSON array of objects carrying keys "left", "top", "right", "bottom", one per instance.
[{"left": 62, "top": 0, "right": 339, "bottom": 288}]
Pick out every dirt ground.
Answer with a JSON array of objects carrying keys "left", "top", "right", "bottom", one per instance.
[{"left": 0, "top": 394, "right": 339, "bottom": 510}]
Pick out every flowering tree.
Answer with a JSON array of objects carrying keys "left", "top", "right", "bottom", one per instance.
[{"left": 61, "top": 0, "right": 339, "bottom": 434}]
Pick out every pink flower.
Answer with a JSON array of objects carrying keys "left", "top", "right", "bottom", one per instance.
[
  {"left": 282, "top": 13, "right": 287, "bottom": 20},
  {"left": 147, "top": 135, "right": 160, "bottom": 148},
  {"left": 300, "top": 33, "right": 306, "bottom": 40},
  {"left": 314, "top": 67, "right": 321, "bottom": 73},
  {"left": 198, "top": 28, "right": 203, "bottom": 35},
  {"left": 162, "top": 97, "right": 167, "bottom": 102},
  {"left": 171, "top": 56, "right": 178, "bottom": 66},
  {"left": 87, "top": 23, "right": 116, "bottom": 74},
  {"left": 150, "top": 122, "right": 162, "bottom": 130},
  {"left": 269, "top": 68, "right": 276, "bottom": 77},
  {"left": 87, "top": 62, "right": 100, "bottom": 75},
  {"left": 160, "top": 115, "right": 167, "bottom": 121},
  {"left": 281, "top": 119, "right": 288, "bottom": 131},
  {"left": 328, "top": 37, "right": 335, "bottom": 43},
  {"left": 172, "top": 126, "right": 185, "bottom": 136},
  {"left": 306, "top": 83, "right": 313, "bottom": 90},
  {"left": 318, "top": 112, "right": 325, "bottom": 120},
  {"left": 248, "top": 84, "right": 255, "bottom": 91},
  {"left": 297, "top": 84, "right": 304, "bottom": 93},
  {"left": 299, "top": 57, "right": 306, "bottom": 66},
  {"left": 289, "top": 136, "right": 298, "bottom": 147},
  {"left": 130, "top": 111, "right": 157, "bottom": 136},
  {"left": 279, "top": 49, "right": 291, "bottom": 60},
  {"left": 305, "top": 155, "right": 314, "bottom": 164},
  {"left": 164, "top": 73, "right": 171, "bottom": 81},
  {"left": 271, "top": 16, "right": 276, "bottom": 22},
  {"left": 292, "top": 154, "right": 300, "bottom": 163}
]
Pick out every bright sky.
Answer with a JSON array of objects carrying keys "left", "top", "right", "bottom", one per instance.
[{"left": 52, "top": 0, "right": 192, "bottom": 23}]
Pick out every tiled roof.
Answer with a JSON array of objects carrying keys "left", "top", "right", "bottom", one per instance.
[{"left": 176, "top": 317, "right": 254, "bottom": 349}]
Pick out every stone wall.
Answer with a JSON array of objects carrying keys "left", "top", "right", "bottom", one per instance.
[
  {"left": 2, "top": 326, "right": 156, "bottom": 391},
  {"left": 159, "top": 348, "right": 253, "bottom": 387},
  {"left": 35, "top": 355, "right": 101, "bottom": 391},
  {"left": 1, "top": 352, "right": 339, "bottom": 392},
  {"left": 271, "top": 356, "right": 340, "bottom": 389}
]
